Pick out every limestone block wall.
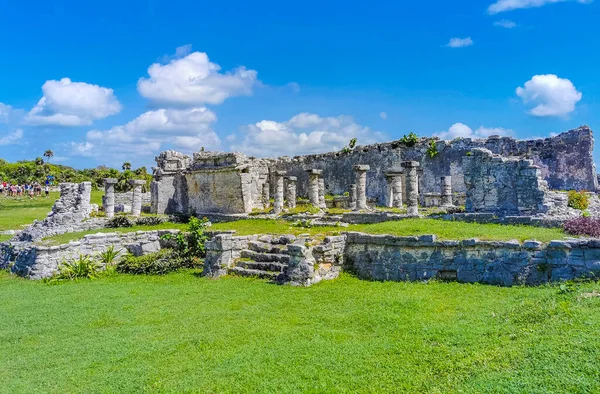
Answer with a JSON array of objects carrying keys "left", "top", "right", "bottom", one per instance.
[
  {"left": 343, "top": 232, "right": 600, "bottom": 286},
  {"left": 270, "top": 126, "right": 596, "bottom": 204},
  {"left": 11, "top": 230, "right": 179, "bottom": 280},
  {"left": 103, "top": 192, "right": 151, "bottom": 208},
  {"left": 464, "top": 148, "right": 549, "bottom": 215}
]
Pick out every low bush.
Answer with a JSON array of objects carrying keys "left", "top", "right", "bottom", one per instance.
[
  {"left": 116, "top": 249, "right": 200, "bottom": 275},
  {"left": 400, "top": 132, "right": 419, "bottom": 147},
  {"left": 563, "top": 216, "right": 600, "bottom": 237},
  {"left": 161, "top": 217, "right": 211, "bottom": 263},
  {"left": 135, "top": 216, "right": 167, "bottom": 226},
  {"left": 99, "top": 245, "right": 121, "bottom": 266},
  {"left": 568, "top": 190, "right": 590, "bottom": 211},
  {"left": 49, "top": 255, "right": 100, "bottom": 281},
  {"left": 106, "top": 215, "right": 134, "bottom": 228},
  {"left": 426, "top": 140, "right": 439, "bottom": 158}
]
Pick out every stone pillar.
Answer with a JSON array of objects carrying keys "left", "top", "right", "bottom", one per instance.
[
  {"left": 402, "top": 161, "right": 420, "bottom": 216},
  {"left": 79, "top": 182, "right": 92, "bottom": 216},
  {"left": 307, "top": 169, "right": 322, "bottom": 207},
  {"left": 385, "top": 170, "right": 403, "bottom": 208},
  {"left": 103, "top": 178, "right": 118, "bottom": 218},
  {"left": 318, "top": 177, "right": 326, "bottom": 209},
  {"left": 204, "top": 234, "right": 234, "bottom": 278},
  {"left": 273, "top": 171, "right": 286, "bottom": 214},
  {"left": 349, "top": 184, "right": 357, "bottom": 210},
  {"left": 385, "top": 175, "right": 394, "bottom": 208},
  {"left": 129, "top": 179, "right": 146, "bottom": 217},
  {"left": 352, "top": 165, "right": 370, "bottom": 210},
  {"left": 286, "top": 177, "right": 297, "bottom": 209},
  {"left": 262, "top": 182, "right": 270, "bottom": 209},
  {"left": 440, "top": 176, "right": 453, "bottom": 207}
]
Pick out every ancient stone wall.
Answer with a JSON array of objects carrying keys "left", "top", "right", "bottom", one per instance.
[
  {"left": 151, "top": 150, "right": 191, "bottom": 214},
  {"left": 270, "top": 126, "right": 596, "bottom": 204},
  {"left": 10, "top": 230, "right": 179, "bottom": 279},
  {"left": 463, "top": 148, "right": 549, "bottom": 215},
  {"left": 343, "top": 232, "right": 600, "bottom": 286},
  {"left": 102, "top": 192, "right": 151, "bottom": 208}
]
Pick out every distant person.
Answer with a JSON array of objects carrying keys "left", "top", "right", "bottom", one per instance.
[{"left": 44, "top": 185, "right": 49, "bottom": 198}]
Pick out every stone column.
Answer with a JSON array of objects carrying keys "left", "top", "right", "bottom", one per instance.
[
  {"left": 273, "top": 171, "right": 286, "bottom": 214},
  {"left": 402, "top": 161, "right": 420, "bottom": 216},
  {"left": 103, "top": 178, "right": 118, "bottom": 218},
  {"left": 352, "top": 165, "right": 370, "bottom": 210},
  {"left": 385, "top": 170, "right": 403, "bottom": 208},
  {"left": 440, "top": 176, "right": 453, "bottom": 207},
  {"left": 262, "top": 182, "right": 270, "bottom": 209},
  {"left": 318, "top": 177, "right": 326, "bottom": 209},
  {"left": 307, "top": 169, "right": 322, "bottom": 207},
  {"left": 286, "top": 177, "right": 297, "bottom": 209},
  {"left": 385, "top": 175, "right": 394, "bottom": 208},
  {"left": 129, "top": 179, "right": 146, "bottom": 217},
  {"left": 349, "top": 184, "right": 357, "bottom": 210}
]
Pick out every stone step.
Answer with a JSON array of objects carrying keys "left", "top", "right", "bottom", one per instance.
[
  {"left": 241, "top": 249, "right": 290, "bottom": 263},
  {"left": 236, "top": 260, "right": 287, "bottom": 272},
  {"left": 228, "top": 266, "right": 279, "bottom": 280},
  {"left": 246, "top": 242, "right": 289, "bottom": 256}
]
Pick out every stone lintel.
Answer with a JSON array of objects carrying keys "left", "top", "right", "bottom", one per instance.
[
  {"left": 353, "top": 165, "right": 370, "bottom": 171},
  {"left": 103, "top": 178, "right": 118, "bottom": 185},
  {"left": 385, "top": 171, "right": 404, "bottom": 177},
  {"left": 275, "top": 170, "right": 287, "bottom": 176},
  {"left": 286, "top": 176, "right": 298, "bottom": 181},
  {"left": 129, "top": 179, "right": 147, "bottom": 186},
  {"left": 401, "top": 161, "right": 420, "bottom": 168},
  {"left": 307, "top": 169, "right": 323, "bottom": 175}
]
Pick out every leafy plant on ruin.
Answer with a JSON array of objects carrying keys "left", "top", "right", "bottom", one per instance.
[
  {"left": 99, "top": 245, "right": 121, "bottom": 267},
  {"left": 563, "top": 216, "right": 600, "bottom": 237},
  {"left": 426, "top": 140, "right": 439, "bottom": 158},
  {"left": 106, "top": 215, "right": 134, "bottom": 228},
  {"left": 567, "top": 190, "right": 589, "bottom": 211},
  {"left": 161, "top": 217, "right": 211, "bottom": 263},
  {"left": 340, "top": 138, "right": 358, "bottom": 154},
  {"left": 115, "top": 249, "right": 198, "bottom": 275},
  {"left": 47, "top": 255, "right": 101, "bottom": 282},
  {"left": 400, "top": 132, "right": 419, "bottom": 147}
]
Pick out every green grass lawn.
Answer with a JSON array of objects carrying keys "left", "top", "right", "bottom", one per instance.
[
  {"left": 0, "top": 270, "right": 599, "bottom": 393},
  {"left": 42, "top": 218, "right": 568, "bottom": 244}
]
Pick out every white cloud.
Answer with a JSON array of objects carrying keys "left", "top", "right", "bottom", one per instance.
[
  {"left": 70, "top": 107, "right": 220, "bottom": 159},
  {"left": 446, "top": 37, "right": 473, "bottom": 48},
  {"left": 488, "top": 0, "right": 591, "bottom": 14},
  {"left": 231, "top": 113, "right": 386, "bottom": 157},
  {"left": 380, "top": 112, "right": 388, "bottom": 120},
  {"left": 0, "top": 103, "right": 13, "bottom": 123},
  {"left": 435, "top": 123, "right": 514, "bottom": 140},
  {"left": 24, "top": 78, "right": 122, "bottom": 126},
  {"left": 494, "top": 19, "right": 518, "bottom": 28},
  {"left": 137, "top": 51, "right": 258, "bottom": 106},
  {"left": 0, "top": 129, "right": 23, "bottom": 145},
  {"left": 516, "top": 74, "right": 582, "bottom": 117}
]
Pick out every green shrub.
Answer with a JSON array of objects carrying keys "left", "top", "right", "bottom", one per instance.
[
  {"left": 400, "top": 132, "right": 419, "bottom": 147},
  {"left": 567, "top": 190, "right": 589, "bottom": 211},
  {"left": 116, "top": 249, "right": 200, "bottom": 275},
  {"left": 99, "top": 245, "right": 121, "bottom": 267},
  {"left": 106, "top": 215, "right": 134, "bottom": 228},
  {"left": 135, "top": 216, "right": 167, "bottom": 226},
  {"left": 51, "top": 255, "right": 100, "bottom": 281},
  {"left": 340, "top": 137, "right": 357, "bottom": 153},
  {"left": 161, "top": 217, "right": 210, "bottom": 262},
  {"left": 426, "top": 140, "right": 439, "bottom": 158}
]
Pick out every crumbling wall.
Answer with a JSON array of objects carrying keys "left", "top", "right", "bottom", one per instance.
[
  {"left": 270, "top": 126, "right": 596, "bottom": 204},
  {"left": 463, "top": 148, "right": 549, "bottom": 215},
  {"left": 151, "top": 150, "right": 191, "bottom": 214}
]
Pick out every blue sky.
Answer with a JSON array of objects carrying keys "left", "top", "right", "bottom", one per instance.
[{"left": 0, "top": 0, "right": 599, "bottom": 169}]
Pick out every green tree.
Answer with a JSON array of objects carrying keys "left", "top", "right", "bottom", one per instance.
[
  {"left": 35, "top": 157, "right": 44, "bottom": 166},
  {"left": 122, "top": 162, "right": 132, "bottom": 171},
  {"left": 43, "top": 150, "right": 54, "bottom": 163}
]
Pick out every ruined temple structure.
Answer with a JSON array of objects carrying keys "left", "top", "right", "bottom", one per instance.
[{"left": 151, "top": 125, "right": 597, "bottom": 216}]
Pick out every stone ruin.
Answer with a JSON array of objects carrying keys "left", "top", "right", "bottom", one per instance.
[{"left": 150, "top": 125, "right": 597, "bottom": 220}]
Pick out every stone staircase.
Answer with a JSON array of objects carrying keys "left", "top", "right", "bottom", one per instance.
[{"left": 228, "top": 235, "right": 296, "bottom": 281}]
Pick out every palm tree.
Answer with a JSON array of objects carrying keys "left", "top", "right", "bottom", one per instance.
[
  {"left": 43, "top": 150, "right": 54, "bottom": 163},
  {"left": 35, "top": 157, "right": 44, "bottom": 166},
  {"left": 122, "top": 162, "right": 132, "bottom": 171}
]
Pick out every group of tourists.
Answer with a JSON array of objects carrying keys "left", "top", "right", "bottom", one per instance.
[{"left": 0, "top": 181, "right": 50, "bottom": 198}]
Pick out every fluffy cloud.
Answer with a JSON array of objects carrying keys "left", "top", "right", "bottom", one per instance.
[
  {"left": 231, "top": 113, "right": 386, "bottom": 157},
  {"left": 435, "top": 123, "right": 513, "bottom": 140},
  {"left": 71, "top": 107, "right": 220, "bottom": 160},
  {"left": 446, "top": 37, "right": 473, "bottom": 48},
  {"left": 0, "top": 129, "right": 23, "bottom": 145},
  {"left": 494, "top": 19, "right": 518, "bottom": 28},
  {"left": 24, "top": 78, "right": 122, "bottom": 126},
  {"left": 137, "top": 51, "right": 258, "bottom": 106},
  {"left": 488, "top": 0, "right": 591, "bottom": 14},
  {"left": 516, "top": 74, "right": 582, "bottom": 117}
]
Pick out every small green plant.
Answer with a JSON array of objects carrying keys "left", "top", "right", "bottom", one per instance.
[
  {"left": 99, "top": 245, "right": 121, "bottom": 267},
  {"left": 343, "top": 191, "right": 349, "bottom": 197},
  {"left": 567, "top": 190, "right": 589, "bottom": 211},
  {"left": 116, "top": 249, "right": 199, "bottom": 275},
  {"left": 50, "top": 255, "right": 100, "bottom": 281},
  {"left": 161, "top": 217, "right": 210, "bottom": 263},
  {"left": 426, "top": 140, "right": 439, "bottom": 158},
  {"left": 340, "top": 137, "right": 357, "bottom": 153},
  {"left": 400, "top": 132, "right": 419, "bottom": 147},
  {"left": 582, "top": 210, "right": 591, "bottom": 217},
  {"left": 135, "top": 216, "right": 167, "bottom": 226},
  {"left": 106, "top": 215, "right": 134, "bottom": 228},
  {"left": 294, "top": 219, "right": 313, "bottom": 228},
  {"left": 466, "top": 151, "right": 473, "bottom": 156}
]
